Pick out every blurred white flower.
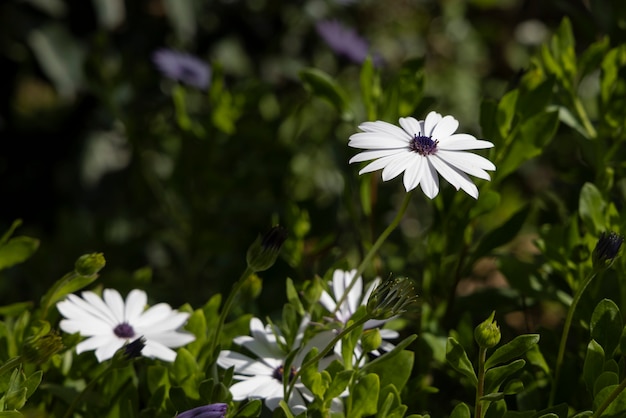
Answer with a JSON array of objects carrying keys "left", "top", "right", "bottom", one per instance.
[
  {"left": 57, "top": 288, "right": 195, "bottom": 362},
  {"left": 319, "top": 269, "right": 398, "bottom": 361},
  {"left": 349, "top": 111, "right": 495, "bottom": 199},
  {"left": 217, "top": 316, "right": 337, "bottom": 414}
]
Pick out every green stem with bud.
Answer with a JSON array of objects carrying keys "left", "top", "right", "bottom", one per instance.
[
  {"left": 549, "top": 270, "right": 598, "bottom": 406},
  {"left": 334, "top": 191, "right": 413, "bottom": 315}
]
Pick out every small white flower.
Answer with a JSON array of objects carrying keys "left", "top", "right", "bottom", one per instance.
[
  {"left": 217, "top": 316, "right": 337, "bottom": 414},
  {"left": 57, "top": 288, "right": 195, "bottom": 362},
  {"left": 319, "top": 269, "right": 399, "bottom": 361},
  {"left": 349, "top": 111, "right": 495, "bottom": 199}
]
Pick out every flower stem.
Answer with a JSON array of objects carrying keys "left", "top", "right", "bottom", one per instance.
[
  {"left": 334, "top": 191, "right": 413, "bottom": 315},
  {"left": 549, "top": 270, "right": 597, "bottom": 406},
  {"left": 592, "top": 375, "right": 626, "bottom": 418},
  {"left": 209, "top": 266, "right": 255, "bottom": 356},
  {"left": 475, "top": 347, "right": 487, "bottom": 418}
]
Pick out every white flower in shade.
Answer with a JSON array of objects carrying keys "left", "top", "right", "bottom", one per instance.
[
  {"left": 319, "top": 269, "right": 399, "bottom": 361},
  {"left": 217, "top": 316, "right": 337, "bottom": 414},
  {"left": 348, "top": 111, "right": 495, "bottom": 199},
  {"left": 57, "top": 289, "right": 195, "bottom": 362}
]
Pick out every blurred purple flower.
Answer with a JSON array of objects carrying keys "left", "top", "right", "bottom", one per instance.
[
  {"left": 176, "top": 403, "right": 227, "bottom": 418},
  {"left": 316, "top": 20, "right": 382, "bottom": 66},
  {"left": 153, "top": 49, "right": 211, "bottom": 90}
]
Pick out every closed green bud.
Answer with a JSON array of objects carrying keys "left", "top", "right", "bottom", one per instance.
[
  {"left": 361, "top": 328, "right": 382, "bottom": 353},
  {"left": 474, "top": 311, "right": 501, "bottom": 349},
  {"left": 22, "top": 331, "right": 64, "bottom": 365},
  {"left": 246, "top": 226, "right": 287, "bottom": 272},
  {"left": 75, "top": 253, "right": 106, "bottom": 276}
]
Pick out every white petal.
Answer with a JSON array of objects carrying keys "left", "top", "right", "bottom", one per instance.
[
  {"left": 288, "top": 388, "right": 308, "bottom": 415},
  {"left": 357, "top": 120, "right": 412, "bottom": 140},
  {"left": 431, "top": 115, "right": 459, "bottom": 139},
  {"left": 228, "top": 376, "right": 280, "bottom": 401},
  {"left": 94, "top": 339, "right": 125, "bottom": 362},
  {"left": 379, "top": 329, "right": 400, "bottom": 339},
  {"left": 349, "top": 149, "right": 406, "bottom": 164},
  {"left": 437, "top": 150, "right": 496, "bottom": 171},
  {"left": 430, "top": 156, "right": 479, "bottom": 199},
  {"left": 59, "top": 318, "right": 111, "bottom": 336},
  {"left": 69, "top": 292, "right": 117, "bottom": 326},
  {"left": 76, "top": 334, "right": 119, "bottom": 354},
  {"left": 346, "top": 274, "right": 363, "bottom": 316},
  {"left": 398, "top": 117, "right": 422, "bottom": 136},
  {"left": 361, "top": 278, "right": 381, "bottom": 306},
  {"left": 332, "top": 270, "right": 348, "bottom": 300},
  {"left": 144, "top": 330, "right": 195, "bottom": 348},
  {"left": 423, "top": 112, "right": 442, "bottom": 136},
  {"left": 124, "top": 289, "right": 147, "bottom": 323},
  {"left": 132, "top": 303, "right": 173, "bottom": 328},
  {"left": 217, "top": 351, "right": 274, "bottom": 376},
  {"left": 402, "top": 155, "right": 424, "bottom": 192},
  {"left": 358, "top": 154, "right": 401, "bottom": 175},
  {"left": 381, "top": 153, "right": 414, "bottom": 181},
  {"left": 102, "top": 289, "right": 126, "bottom": 324},
  {"left": 348, "top": 132, "right": 409, "bottom": 150},
  {"left": 142, "top": 340, "right": 178, "bottom": 362},
  {"left": 420, "top": 159, "right": 440, "bottom": 199},
  {"left": 438, "top": 134, "right": 494, "bottom": 150},
  {"left": 136, "top": 312, "right": 190, "bottom": 335},
  {"left": 318, "top": 291, "right": 337, "bottom": 313}
]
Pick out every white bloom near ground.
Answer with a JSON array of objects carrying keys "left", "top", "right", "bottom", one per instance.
[
  {"left": 57, "top": 288, "right": 195, "bottom": 362},
  {"left": 217, "top": 316, "right": 337, "bottom": 414},
  {"left": 349, "top": 111, "right": 496, "bottom": 199}
]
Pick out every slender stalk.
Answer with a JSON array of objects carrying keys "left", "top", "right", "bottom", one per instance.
[
  {"left": 209, "top": 266, "right": 255, "bottom": 355},
  {"left": 63, "top": 364, "right": 115, "bottom": 418},
  {"left": 592, "top": 375, "right": 626, "bottom": 417},
  {"left": 334, "top": 191, "right": 413, "bottom": 315},
  {"left": 549, "top": 271, "right": 597, "bottom": 406},
  {"left": 475, "top": 347, "right": 487, "bottom": 418}
]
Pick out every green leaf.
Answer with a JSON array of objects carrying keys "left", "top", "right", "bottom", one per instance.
[
  {"left": 299, "top": 68, "right": 351, "bottom": 119},
  {"left": 579, "top": 183, "right": 606, "bottom": 235},
  {"left": 23, "top": 371, "right": 42, "bottom": 399},
  {"left": 583, "top": 339, "right": 605, "bottom": 395},
  {"left": 279, "top": 400, "right": 295, "bottom": 418},
  {"left": 473, "top": 205, "right": 531, "bottom": 260},
  {"left": 481, "top": 392, "right": 505, "bottom": 402},
  {"left": 325, "top": 370, "right": 353, "bottom": 402},
  {"left": 503, "top": 379, "right": 524, "bottom": 395},
  {"left": 497, "top": 89, "right": 519, "bottom": 141},
  {"left": 285, "top": 278, "right": 304, "bottom": 316},
  {"left": 450, "top": 402, "right": 471, "bottom": 418},
  {"left": 484, "top": 334, "right": 540, "bottom": 370},
  {"left": 360, "top": 57, "right": 380, "bottom": 120},
  {"left": 0, "top": 236, "right": 40, "bottom": 271},
  {"left": 446, "top": 337, "right": 478, "bottom": 386},
  {"left": 349, "top": 374, "right": 380, "bottom": 418},
  {"left": 593, "top": 371, "right": 619, "bottom": 398},
  {"left": 365, "top": 350, "right": 413, "bottom": 391},
  {"left": 593, "top": 384, "right": 626, "bottom": 417},
  {"left": 235, "top": 399, "right": 262, "bottom": 417},
  {"left": 484, "top": 359, "right": 525, "bottom": 394},
  {"left": 591, "top": 299, "right": 623, "bottom": 357}
]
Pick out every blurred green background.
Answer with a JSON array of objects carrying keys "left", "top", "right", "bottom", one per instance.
[{"left": 0, "top": 0, "right": 624, "bottom": 313}]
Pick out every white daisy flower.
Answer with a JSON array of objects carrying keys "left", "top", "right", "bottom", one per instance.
[
  {"left": 319, "top": 269, "right": 399, "bottom": 361},
  {"left": 348, "top": 111, "right": 495, "bottom": 199},
  {"left": 57, "top": 288, "right": 195, "bottom": 362},
  {"left": 217, "top": 316, "right": 337, "bottom": 414}
]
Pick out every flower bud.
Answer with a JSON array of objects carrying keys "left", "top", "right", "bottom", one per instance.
[
  {"left": 122, "top": 337, "right": 146, "bottom": 359},
  {"left": 22, "top": 331, "right": 64, "bottom": 364},
  {"left": 367, "top": 277, "right": 418, "bottom": 320},
  {"left": 474, "top": 311, "right": 501, "bottom": 349},
  {"left": 74, "top": 253, "right": 106, "bottom": 276},
  {"left": 592, "top": 231, "right": 623, "bottom": 270},
  {"left": 177, "top": 403, "right": 228, "bottom": 418},
  {"left": 361, "top": 328, "right": 382, "bottom": 353},
  {"left": 246, "top": 226, "right": 287, "bottom": 272}
]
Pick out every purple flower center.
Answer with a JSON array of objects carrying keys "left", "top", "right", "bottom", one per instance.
[
  {"left": 113, "top": 322, "right": 135, "bottom": 339},
  {"left": 272, "top": 365, "right": 296, "bottom": 383},
  {"left": 409, "top": 135, "right": 438, "bottom": 156}
]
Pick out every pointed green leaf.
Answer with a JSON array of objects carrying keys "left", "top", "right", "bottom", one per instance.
[
  {"left": 593, "top": 371, "right": 619, "bottom": 398},
  {"left": 446, "top": 337, "right": 478, "bottom": 386},
  {"left": 350, "top": 373, "right": 380, "bottom": 418},
  {"left": 0, "top": 236, "right": 40, "bottom": 270},
  {"left": 484, "top": 334, "right": 540, "bottom": 369},
  {"left": 484, "top": 359, "right": 525, "bottom": 394},
  {"left": 579, "top": 183, "right": 606, "bottom": 235},
  {"left": 583, "top": 339, "right": 604, "bottom": 394},
  {"left": 591, "top": 299, "right": 622, "bottom": 357},
  {"left": 450, "top": 402, "right": 471, "bottom": 418}
]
